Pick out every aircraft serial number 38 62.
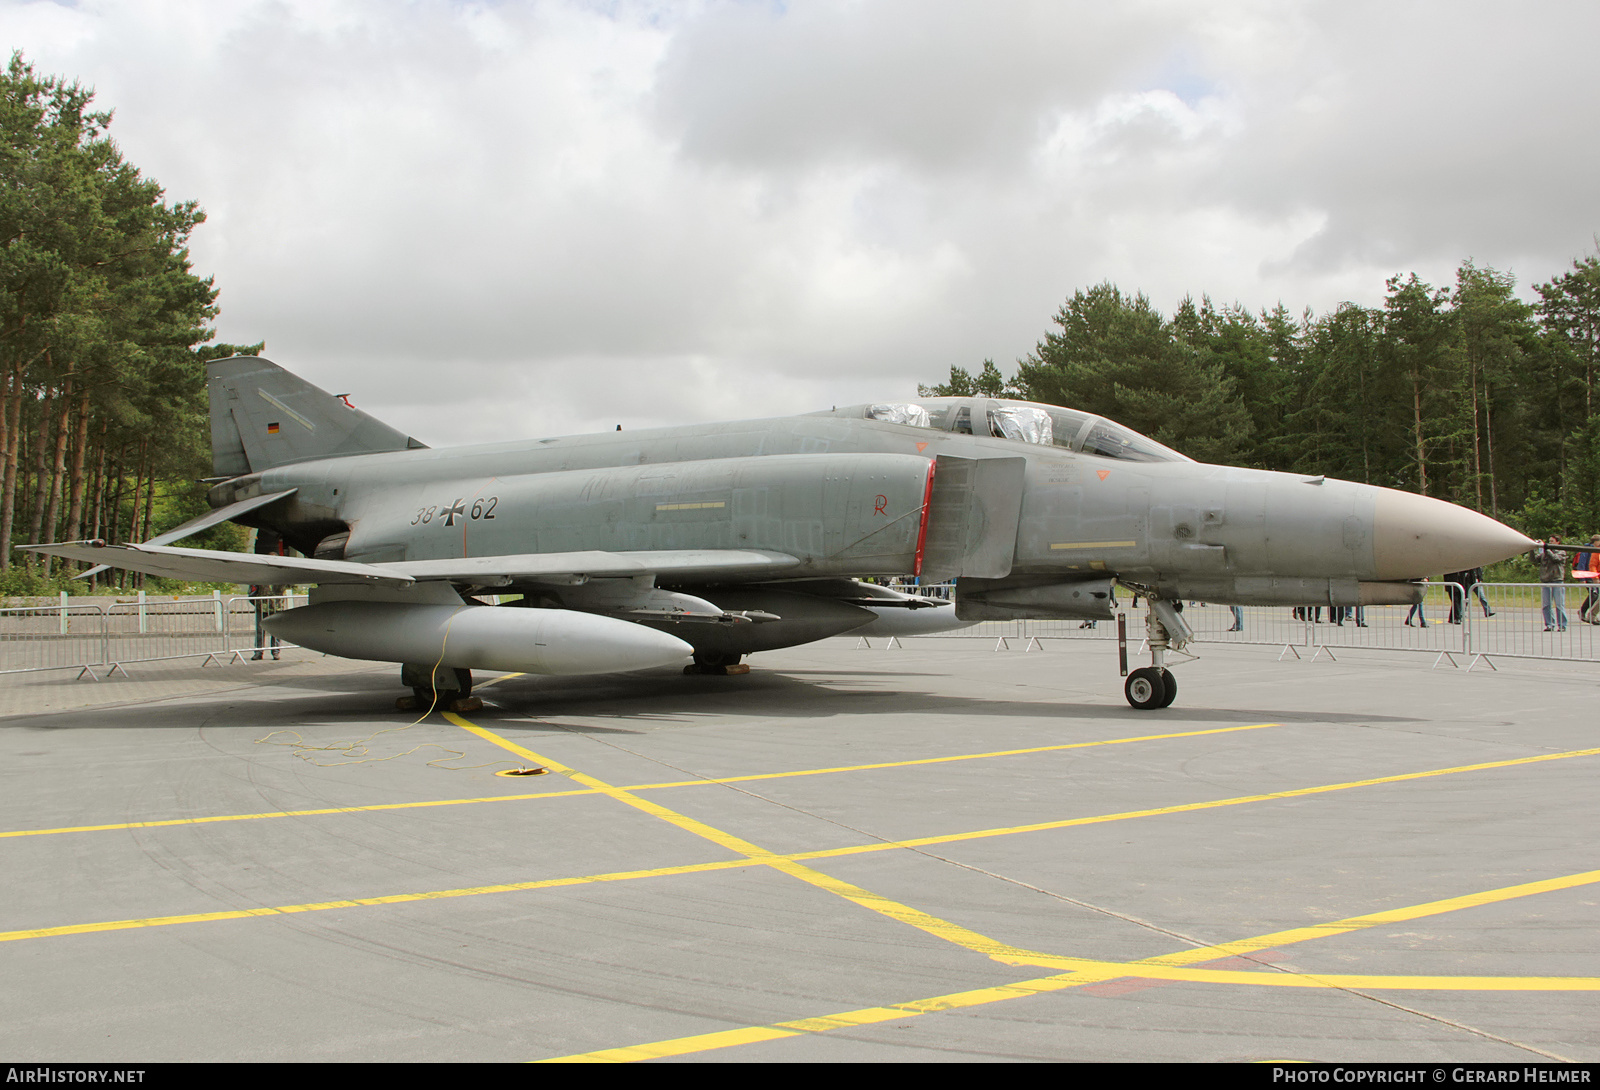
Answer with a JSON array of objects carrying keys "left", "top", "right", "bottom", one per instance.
[{"left": 33, "top": 358, "right": 1532, "bottom": 710}]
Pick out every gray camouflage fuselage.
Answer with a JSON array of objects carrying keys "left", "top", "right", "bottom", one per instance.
[
  {"left": 30, "top": 359, "right": 1534, "bottom": 695},
  {"left": 214, "top": 396, "right": 1518, "bottom": 619}
]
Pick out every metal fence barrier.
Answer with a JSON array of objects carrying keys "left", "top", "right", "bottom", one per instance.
[
  {"left": 1462, "top": 582, "right": 1600, "bottom": 664},
  {"left": 4, "top": 584, "right": 1596, "bottom": 679},
  {"left": 870, "top": 582, "right": 1600, "bottom": 669},
  {"left": 0, "top": 602, "right": 112, "bottom": 677},
  {"left": 0, "top": 593, "right": 307, "bottom": 678}
]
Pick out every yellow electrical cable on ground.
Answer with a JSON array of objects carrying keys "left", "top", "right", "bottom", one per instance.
[{"left": 254, "top": 604, "right": 511, "bottom": 770}]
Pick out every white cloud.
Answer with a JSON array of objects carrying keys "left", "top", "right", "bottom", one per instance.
[{"left": 5, "top": 0, "right": 1599, "bottom": 446}]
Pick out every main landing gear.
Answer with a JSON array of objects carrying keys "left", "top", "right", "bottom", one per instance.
[
  {"left": 684, "top": 650, "right": 749, "bottom": 676},
  {"left": 1122, "top": 596, "right": 1192, "bottom": 710},
  {"left": 398, "top": 664, "right": 478, "bottom": 712}
]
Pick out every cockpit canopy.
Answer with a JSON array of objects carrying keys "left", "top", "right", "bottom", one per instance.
[{"left": 823, "top": 398, "right": 1191, "bottom": 463}]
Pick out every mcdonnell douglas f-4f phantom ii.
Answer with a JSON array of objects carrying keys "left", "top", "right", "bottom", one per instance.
[{"left": 31, "top": 357, "right": 1534, "bottom": 709}]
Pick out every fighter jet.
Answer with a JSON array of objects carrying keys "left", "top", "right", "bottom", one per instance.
[{"left": 29, "top": 357, "right": 1534, "bottom": 709}]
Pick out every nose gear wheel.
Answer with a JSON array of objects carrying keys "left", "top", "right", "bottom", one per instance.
[{"left": 1125, "top": 666, "right": 1171, "bottom": 710}]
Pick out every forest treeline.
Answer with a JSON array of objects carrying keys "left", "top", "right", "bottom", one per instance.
[
  {"left": 1, "top": 55, "right": 256, "bottom": 594},
  {"left": 924, "top": 252, "right": 1600, "bottom": 540},
  {"left": 8, "top": 53, "right": 1599, "bottom": 597}
]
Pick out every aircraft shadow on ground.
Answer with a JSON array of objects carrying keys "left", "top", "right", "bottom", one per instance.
[
  {"left": 2, "top": 663, "right": 1424, "bottom": 733},
  {"left": 470, "top": 668, "right": 1423, "bottom": 732}
]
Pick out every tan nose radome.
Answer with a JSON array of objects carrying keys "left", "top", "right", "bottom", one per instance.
[{"left": 1371, "top": 488, "right": 1535, "bottom": 580}]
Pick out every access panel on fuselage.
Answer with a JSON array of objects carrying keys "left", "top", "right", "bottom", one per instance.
[{"left": 920, "top": 455, "right": 1026, "bottom": 581}]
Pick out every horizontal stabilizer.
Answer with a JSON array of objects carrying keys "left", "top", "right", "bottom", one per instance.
[
  {"left": 153, "top": 489, "right": 299, "bottom": 548},
  {"left": 73, "top": 489, "right": 299, "bottom": 582}
]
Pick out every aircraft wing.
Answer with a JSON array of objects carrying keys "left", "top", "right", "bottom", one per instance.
[{"left": 26, "top": 541, "right": 800, "bottom": 589}]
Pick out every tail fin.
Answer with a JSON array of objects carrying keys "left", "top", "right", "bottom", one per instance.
[{"left": 207, "top": 356, "right": 428, "bottom": 477}]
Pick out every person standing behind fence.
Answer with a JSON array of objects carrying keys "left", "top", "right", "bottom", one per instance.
[
  {"left": 1444, "top": 570, "right": 1468, "bottom": 624},
  {"left": 249, "top": 584, "right": 284, "bottom": 660},
  {"left": 1532, "top": 538, "right": 1570, "bottom": 632},
  {"left": 1405, "top": 582, "right": 1429, "bottom": 627},
  {"left": 1467, "top": 566, "right": 1494, "bottom": 618},
  {"left": 1576, "top": 536, "right": 1600, "bottom": 624}
]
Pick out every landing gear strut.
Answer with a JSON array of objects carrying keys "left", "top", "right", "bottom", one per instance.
[
  {"left": 398, "top": 664, "right": 474, "bottom": 711},
  {"left": 1123, "top": 597, "right": 1190, "bottom": 709},
  {"left": 685, "top": 650, "right": 747, "bottom": 676}
]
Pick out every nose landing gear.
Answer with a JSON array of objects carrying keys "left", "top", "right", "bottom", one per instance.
[{"left": 1122, "top": 596, "right": 1191, "bottom": 709}]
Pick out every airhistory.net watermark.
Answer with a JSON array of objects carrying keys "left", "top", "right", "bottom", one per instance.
[{"left": 4, "top": 1070, "right": 145, "bottom": 1084}]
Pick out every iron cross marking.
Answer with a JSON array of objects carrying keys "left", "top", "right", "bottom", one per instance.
[{"left": 441, "top": 498, "right": 467, "bottom": 527}]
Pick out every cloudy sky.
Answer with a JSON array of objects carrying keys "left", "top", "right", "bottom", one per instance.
[{"left": 5, "top": 0, "right": 1598, "bottom": 445}]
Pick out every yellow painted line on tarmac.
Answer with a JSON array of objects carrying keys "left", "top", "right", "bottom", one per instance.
[
  {"left": 0, "top": 722, "right": 1279, "bottom": 840},
  {"left": 545, "top": 964, "right": 1600, "bottom": 1063},
  {"left": 561, "top": 1025, "right": 800, "bottom": 1062},
  {"left": 7, "top": 738, "right": 1597, "bottom": 951},
  {"left": 1124, "top": 867, "right": 1600, "bottom": 968},
  {"left": 0, "top": 856, "right": 761, "bottom": 944},
  {"left": 471, "top": 671, "right": 524, "bottom": 689},
  {"left": 947, "top": 959, "right": 1600, "bottom": 992},
  {"left": 0, "top": 788, "right": 597, "bottom": 839},
  {"left": 446, "top": 712, "right": 1052, "bottom": 963},
  {"left": 543, "top": 974, "right": 1093, "bottom": 1062},
  {"left": 628, "top": 722, "right": 1281, "bottom": 791},
  {"left": 541, "top": 868, "right": 1600, "bottom": 1061},
  {"left": 769, "top": 745, "right": 1600, "bottom": 864}
]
